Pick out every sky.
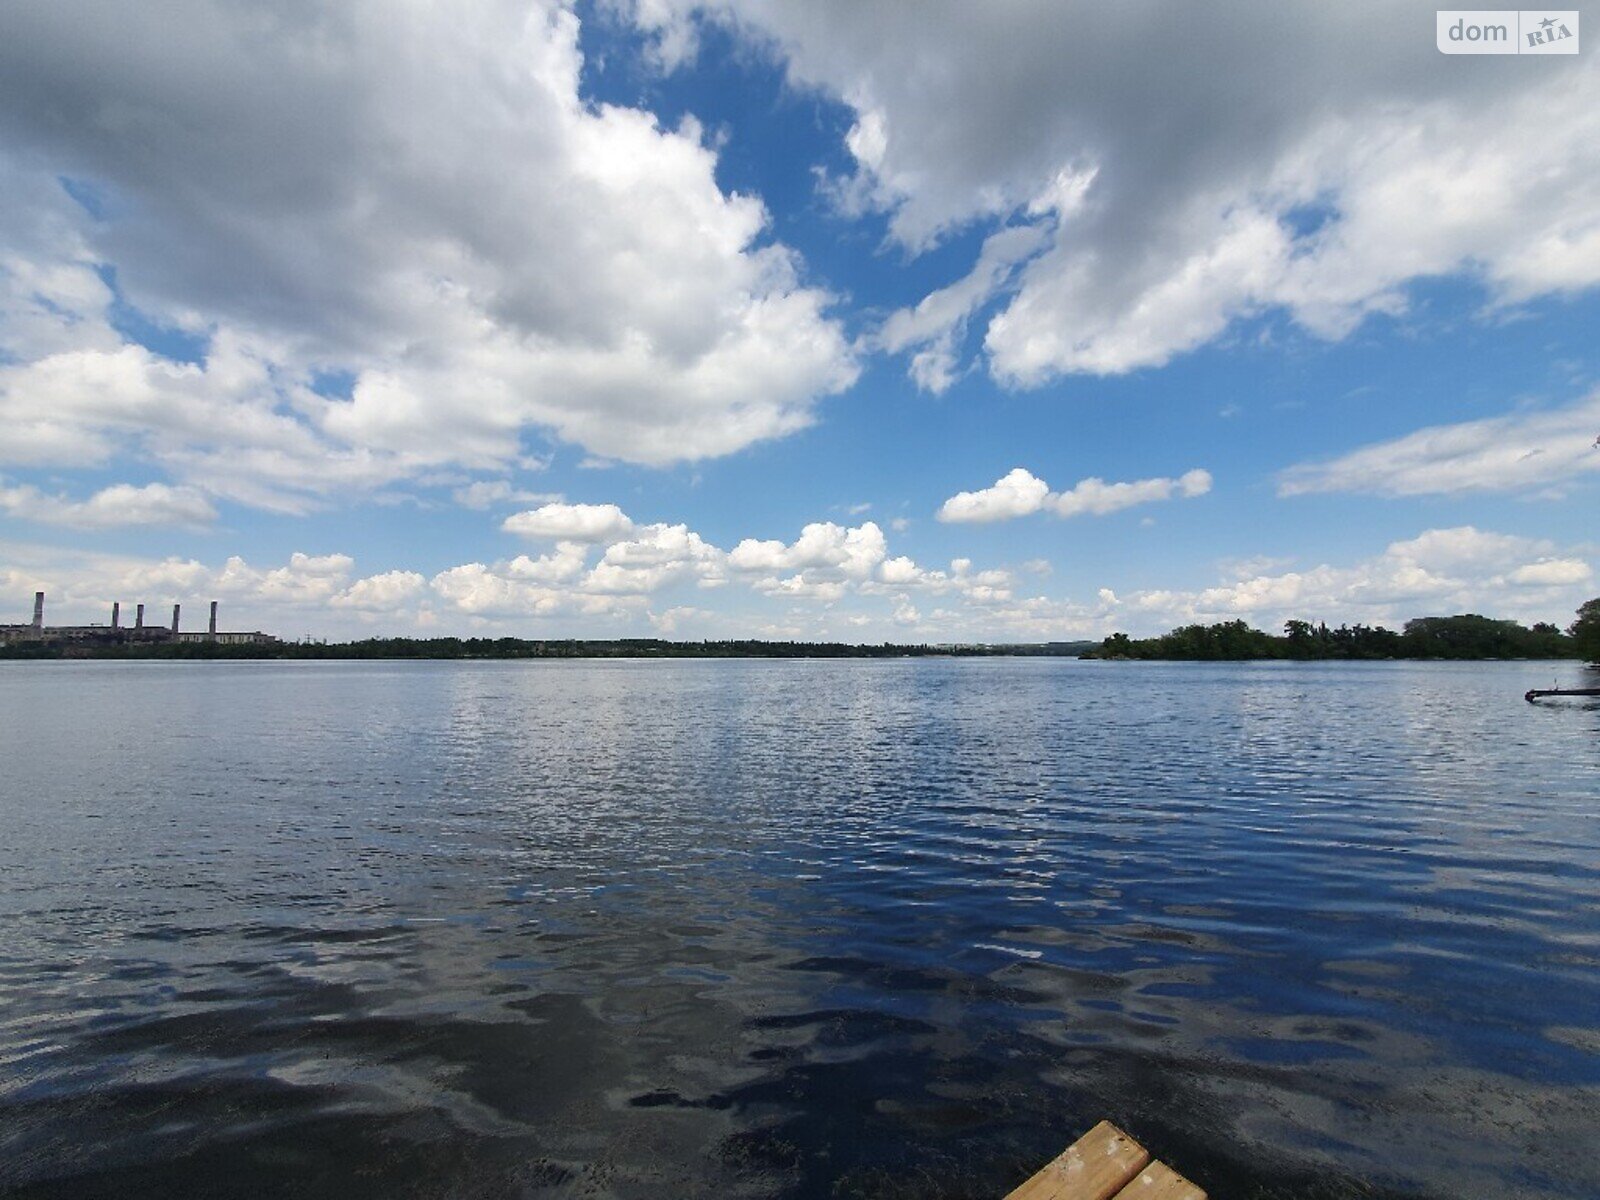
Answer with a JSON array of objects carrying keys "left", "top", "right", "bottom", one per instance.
[{"left": 1, "top": 0, "right": 1597, "bottom": 642}]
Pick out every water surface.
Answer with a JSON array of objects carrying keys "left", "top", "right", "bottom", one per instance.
[{"left": 1, "top": 658, "right": 1597, "bottom": 1198}]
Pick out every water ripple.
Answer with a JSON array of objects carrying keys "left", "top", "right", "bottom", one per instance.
[{"left": 0, "top": 658, "right": 1596, "bottom": 1198}]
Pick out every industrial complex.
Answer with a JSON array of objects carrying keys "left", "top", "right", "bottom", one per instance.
[{"left": 0, "top": 592, "right": 277, "bottom": 647}]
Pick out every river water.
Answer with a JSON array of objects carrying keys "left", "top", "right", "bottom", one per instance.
[{"left": 1, "top": 658, "right": 1596, "bottom": 1199}]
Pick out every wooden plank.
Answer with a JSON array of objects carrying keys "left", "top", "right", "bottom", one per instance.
[
  {"left": 1111, "top": 1160, "right": 1206, "bottom": 1199},
  {"left": 1005, "top": 1121, "right": 1150, "bottom": 1200}
]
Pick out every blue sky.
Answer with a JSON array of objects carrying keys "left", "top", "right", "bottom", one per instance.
[{"left": 1, "top": 1, "right": 1597, "bottom": 640}]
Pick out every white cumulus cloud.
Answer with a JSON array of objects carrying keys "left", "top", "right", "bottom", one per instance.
[
  {"left": 331, "top": 570, "right": 428, "bottom": 611},
  {"left": 936, "top": 468, "right": 1051, "bottom": 524},
  {"left": 938, "top": 467, "right": 1210, "bottom": 523},
  {"left": 587, "top": 524, "right": 726, "bottom": 595},
  {"left": 1051, "top": 469, "right": 1212, "bottom": 518},
  {"left": 0, "top": 1, "right": 857, "bottom": 511},
  {"left": 634, "top": 2, "right": 1600, "bottom": 385},
  {"left": 729, "top": 521, "right": 887, "bottom": 579},
  {"left": 502, "top": 502, "right": 635, "bottom": 543}
]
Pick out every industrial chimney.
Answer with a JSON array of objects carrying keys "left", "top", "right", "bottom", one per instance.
[
  {"left": 112, "top": 602, "right": 120, "bottom": 629},
  {"left": 209, "top": 601, "right": 218, "bottom": 635},
  {"left": 135, "top": 603, "right": 145, "bottom": 629},
  {"left": 171, "top": 604, "right": 181, "bottom": 633},
  {"left": 32, "top": 591, "right": 44, "bottom": 629}
]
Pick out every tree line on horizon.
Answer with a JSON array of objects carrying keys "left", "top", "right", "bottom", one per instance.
[
  {"left": 0, "top": 636, "right": 1096, "bottom": 661},
  {"left": 1088, "top": 600, "right": 1600, "bottom": 662}
]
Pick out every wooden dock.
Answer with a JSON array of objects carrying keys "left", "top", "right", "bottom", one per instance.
[
  {"left": 1005, "top": 1121, "right": 1205, "bottom": 1200},
  {"left": 1525, "top": 686, "right": 1600, "bottom": 702}
]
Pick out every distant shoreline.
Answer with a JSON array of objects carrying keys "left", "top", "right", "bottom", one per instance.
[
  {"left": 0, "top": 638, "right": 1097, "bottom": 662},
  {"left": 0, "top": 639, "right": 1586, "bottom": 664},
  {"left": 2, "top": 609, "right": 1592, "bottom": 664}
]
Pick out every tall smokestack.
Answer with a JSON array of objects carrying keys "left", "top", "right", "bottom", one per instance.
[
  {"left": 112, "top": 602, "right": 120, "bottom": 629},
  {"left": 171, "top": 604, "right": 181, "bottom": 633},
  {"left": 209, "top": 601, "right": 218, "bottom": 635},
  {"left": 32, "top": 591, "right": 43, "bottom": 629},
  {"left": 136, "top": 603, "right": 145, "bottom": 629}
]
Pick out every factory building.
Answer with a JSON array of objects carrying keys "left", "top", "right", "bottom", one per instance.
[{"left": 0, "top": 593, "right": 278, "bottom": 647}]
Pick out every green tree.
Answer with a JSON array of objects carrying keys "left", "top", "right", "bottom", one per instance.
[
  {"left": 1284, "top": 619, "right": 1315, "bottom": 658},
  {"left": 1096, "top": 632, "right": 1137, "bottom": 658},
  {"left": 1571, "top": 598, "right": 1600, "bottom": 663}
]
